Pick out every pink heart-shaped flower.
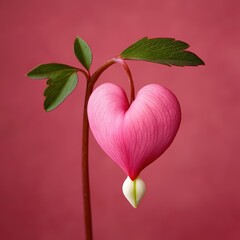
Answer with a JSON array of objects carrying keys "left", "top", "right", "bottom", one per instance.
[{"left": 88, "top": 83, "right": 181, "bottom": 180}]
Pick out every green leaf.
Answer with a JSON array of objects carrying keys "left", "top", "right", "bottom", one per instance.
[
  {"left": 120, "top": 37, "right": 204, "bottom": 66},
  {"left": 74, "top": 36, "right": 92, "bottom": 70},
  {"left": 44, "top": 71, "right": 78, "bottom": 111},
  {"left": 27, "top": 63, "right": 80, "bottom": 111},
  {"left": 27, "top": 63, "right": 78, "bottom": 79}
]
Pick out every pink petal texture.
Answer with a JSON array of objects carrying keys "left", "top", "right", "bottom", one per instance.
[{"left": 87, "top": 83, "right": 181, "bottom": 180}]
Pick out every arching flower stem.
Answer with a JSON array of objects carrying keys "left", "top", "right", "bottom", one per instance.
[
  {"left": 81, "top": 57, "right": 135, "bottom": 240},
  {"left": 112, "top": 58, "right": 135, "bottom": 104}
]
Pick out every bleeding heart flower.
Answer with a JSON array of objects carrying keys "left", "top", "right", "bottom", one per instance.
[
  {"left": 87, "top": 83, "right": 181, "bottom": 207},
  {"left": 88, "top": 83, "right": 181, "bottom": 178}
]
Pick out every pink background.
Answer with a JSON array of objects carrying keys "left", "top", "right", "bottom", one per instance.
[{"left": 1, "top": 0, "right": 240, "bottom": 239}]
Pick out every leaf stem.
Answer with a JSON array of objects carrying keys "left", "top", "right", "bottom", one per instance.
[{"left": 78, "top": 68, "right": 90, "bottom": 79}]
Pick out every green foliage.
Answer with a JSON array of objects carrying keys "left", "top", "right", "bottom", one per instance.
[
  {"left": 27, "top": 63, "right": 78, "bottom": 79},
  {"left": 120, "top": 37, "right": 205, "bottom": 66},
  {"left": 27, "top": 36, "right": 204, "bottom": 112},
  {"left": 44, "top": 72, "right": 78, "bottom": 111},
  {"left": 27, "top": 63, "right": 78, "bottom": 111},
  {"left": 74, "top": 37, "right": 92, "bottom": 70}
]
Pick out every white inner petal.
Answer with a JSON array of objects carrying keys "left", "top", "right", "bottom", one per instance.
[{"left": 122, "top": 176, "right": 146, "bottom": 208}]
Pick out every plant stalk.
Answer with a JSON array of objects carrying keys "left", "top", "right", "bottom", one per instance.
[
  {"left": 81, "top": 59, "right": 116, "bottom": 240},
  {"left": 82, "top": 81, "right": 94, "bottom": 240},
  {"left": 81, "top": 58, "right": 135, "bottom": 240}
]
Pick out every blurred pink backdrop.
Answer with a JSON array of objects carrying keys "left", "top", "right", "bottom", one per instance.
[{"left": 1, "top": 0, "right": 240, "bottom": 239}]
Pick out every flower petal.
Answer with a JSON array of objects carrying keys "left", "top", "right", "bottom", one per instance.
[
  {"left": 87, "top": 83, "right": 181, "bottom": 180},
  {"left": 122, "top": 176, "right": 146, "bottom": 208}
]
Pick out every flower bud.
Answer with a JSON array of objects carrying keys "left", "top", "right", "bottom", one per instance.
[{"left": 122, "top": 176, "right": 146, "bottom": 208}]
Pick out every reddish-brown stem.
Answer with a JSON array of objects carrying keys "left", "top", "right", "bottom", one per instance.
[
  {"left": 82, "top": 81, "right": 93, "bottom": 240},
  {"left": 113, "top": 58, "right": 135, "bottom": 103},
  {"left": 81, "top": 58, "right": 116, "bottom": 240},
  {"left": 81, "top": 57, "right": 136, "bottom": 240}
]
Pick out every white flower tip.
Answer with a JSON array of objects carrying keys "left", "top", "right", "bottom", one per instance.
[{"left": 122, "top": 176, "right": 146, "bottom": 208}]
